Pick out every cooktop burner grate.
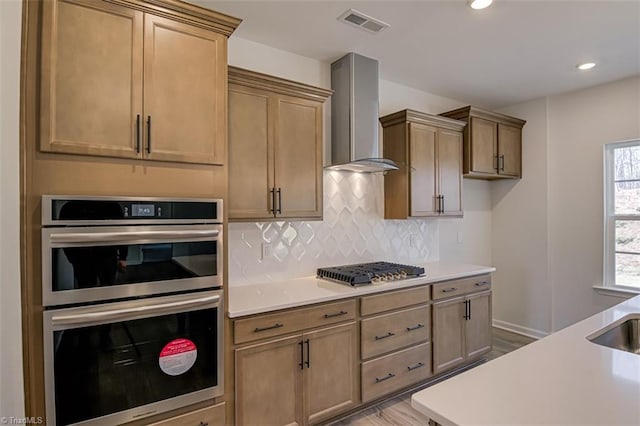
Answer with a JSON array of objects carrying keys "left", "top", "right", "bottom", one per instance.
[{"left": 317, "top": 261, "right": 425, "bottom": 286}]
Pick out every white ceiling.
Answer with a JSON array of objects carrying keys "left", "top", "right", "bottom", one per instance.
[{"left": 195, "top": 0, "right": 640, "bottom": 108}]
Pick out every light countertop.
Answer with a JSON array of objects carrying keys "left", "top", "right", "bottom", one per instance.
[
  {"left": 411, "top": 294, "right": 640, "bottom": 426},
  {"left": 228, "top": 262, "right": 495, "bottom": 318}
]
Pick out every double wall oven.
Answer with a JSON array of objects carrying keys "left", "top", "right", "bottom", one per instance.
[{"left": 41, "top": 196, "right": 224, "bottom": 426}]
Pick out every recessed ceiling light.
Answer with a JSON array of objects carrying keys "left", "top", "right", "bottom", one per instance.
[
  {"left": 577, "top": 62, "right": 596, "bottom": 71},
  {"left": 468, "top": 0, "right": 493, "bottom": 10}
]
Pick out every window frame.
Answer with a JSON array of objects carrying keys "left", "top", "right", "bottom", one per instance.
[{"left": 603, "top": 139, "right": 640, "bottom": 291}]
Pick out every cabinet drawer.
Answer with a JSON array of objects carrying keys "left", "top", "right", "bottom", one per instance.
[
  {"left": 234, "top": 299, "right": 356, "bottom": 344},
  {"left": 431, "top": 275, "right": 491, "bottom": 300},
  {"left": 361, "top": 305, "right": 430, "bottom": 359},
  {"left": 361, "top": 342, "right": 432, "bottom": 403},
  {"left": 360, "top": 285, "right": 430, "bottom": 316},
  {"left": 148, "top": 402, "right": 225, "bottom": 426}
]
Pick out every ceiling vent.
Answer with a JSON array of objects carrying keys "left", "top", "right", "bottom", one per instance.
[{"left": 337, "top": 9, "right": 389, "bottom": 34}]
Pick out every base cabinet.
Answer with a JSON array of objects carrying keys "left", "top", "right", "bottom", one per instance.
[
  {"left": 148, "top": 403, "right": 226, "bottom": 426},
  {"left": 235, "top": 322, "right": 358, "bottom": 426},
  {"left": 433, "top": 289, "right": 492, "bottom": 374}
]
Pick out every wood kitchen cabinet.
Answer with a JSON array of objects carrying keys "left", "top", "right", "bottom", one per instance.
[
  {"left": 380, "top": 110, "right": 466, "bottom": 219},
  {"left": 440, "top": 106, "right": 526, "bottom": 179},
  {"left": 40, "top": 0, "right": 237, "bottom": 165},
  {"left": 432, "top": 276, "right": 492, "bottom": 374},
  {"left": 228, "top": 67, "right": 332, "bottom": 221},
  {"left": 234, "top": 300, "right": 358, "bottom": 425}
]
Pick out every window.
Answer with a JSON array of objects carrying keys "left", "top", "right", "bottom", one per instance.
[{"left": 604, "top": 140, "right": 640, "bottom": 290}]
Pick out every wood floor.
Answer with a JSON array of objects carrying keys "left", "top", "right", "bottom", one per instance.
[{"left": 330, "top": 328, "right": 536, "bottom": 426}]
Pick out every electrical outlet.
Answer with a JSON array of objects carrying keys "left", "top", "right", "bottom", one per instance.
[
  {"left": 409, "top": 234, "right": 417, "bottom": 248},
  {"left": 261, "top": 243, "right": 272, "bottom": 260}
]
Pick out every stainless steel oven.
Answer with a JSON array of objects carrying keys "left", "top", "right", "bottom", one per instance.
[
  {"left": 41, "top": 196, "right": 223, "bottom": 307},
  {"left": 43, "top": 290, "right": 224, "bottom": 425},
  {"left": 41, "top": 196, "right": 225, "bottom": 425}
]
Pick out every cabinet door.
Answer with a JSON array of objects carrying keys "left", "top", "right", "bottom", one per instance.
[
  {"left": 432, "top": 297, "right": 465, "bottom": 374},
  {"left": 304, "top": 323, "right": 359, "bottom": 424},
  {"left": 144, "top": 14, "right": 226, "bottom": 165},
  {"left": 235, "top": 335, "right": 303, "bottom": 426},
  {"left": 465, "top": 291, "right": 492, "bottom": 359},
  {"left": 437, "top": 128, "right": 463, "bottom": 216},
  {"left": 273, "top": 95, "right": 323, "bottom": 219},
  {"left": 228, "top": 85, "right": 275, "bottom": 219},
  {"left": 409, "top": 123, "right": 438, "bottom": 217},
  {"left": 469, "top": 117, "right": 498, "bottom": 175},
  {"left": 40, "top": 0, "right": 143, "bottom": 158},
  {"left": 498, "top": 123, "right": 522, "bottom": 178}
]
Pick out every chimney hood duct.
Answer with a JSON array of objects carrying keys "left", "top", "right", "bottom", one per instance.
[{"left": 327, "top": 53, "right": 399, "bottom": 173}]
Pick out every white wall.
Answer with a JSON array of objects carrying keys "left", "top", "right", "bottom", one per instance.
[
  {"left": 547, "top": 76, "right": 640, "bottom": 330},
  {"left": 0, "top": 0, "right": 25, "bottom": 418},
  {"left": 227, "top": 37, "right": 493, "bottom": 284},
  {"left": 495, "top": 76, "right": 640, "bottom": 336}
]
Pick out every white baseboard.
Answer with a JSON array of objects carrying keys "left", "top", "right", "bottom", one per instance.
[{"left": 492, "top": 319, "right": 549, "bottom": 340}]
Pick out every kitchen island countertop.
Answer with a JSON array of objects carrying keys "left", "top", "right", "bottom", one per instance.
[
  {"left": 411, "top": 294, "right": 640, "bottom": 426},
  {"left": 228, "top": 262, "right": 495, "bottom": 318}
]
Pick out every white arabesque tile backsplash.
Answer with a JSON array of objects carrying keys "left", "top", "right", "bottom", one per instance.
[{"left": 228, "top": 170, "right": 439, "bottom": 285}]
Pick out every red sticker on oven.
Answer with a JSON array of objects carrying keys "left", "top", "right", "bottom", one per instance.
[{"left": 159, "top": 338, "right": 197, "bottom": 376}]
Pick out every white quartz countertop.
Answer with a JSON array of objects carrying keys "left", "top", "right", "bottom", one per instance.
[
  {"left": 228, "top": 262, "right": 495, "bottom": 318},
  {"left": 412, "top": 294, "right": 640, "bottom": 426}
]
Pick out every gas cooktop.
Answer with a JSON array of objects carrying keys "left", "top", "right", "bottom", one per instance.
[{"left": 317, "top": 261, "right": 425, "bottom": 286}]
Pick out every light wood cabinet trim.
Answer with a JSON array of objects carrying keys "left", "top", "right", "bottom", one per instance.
[
  {"left": 409, "top": 123, "right": 439, "bottom": 217},
  {"left": 465, "top": 291, "right": 493, "bottom": 359},
  {"left": 229, "top": 66, "right": 332, "bottom": 103},
  {"left": 431, "top": 274, "right": 492, "bottom": 301},
  {"left": 438, "top": 128, "right": 463, "bottom": 216},
  {"left": 361, "top": 305, "right": 431, "bottom": 360},
  {"left": 361, "top": 342, "right": 432, "bottom": 403},
  {"left": 107, "top": 0, "right": 241, "bottom": 36},
  {"left": 147, "top": 402, "right": 225, "bottom": 426},
  {"left": 304, "top": 322, "right": 360, "bottom": 424},
  {"left": 234, "top": 299, "right": 356, "bottom": 344},
  {"left": 498, "top": 123, "right": 522, "bottom": 178},
  {"left": 440, "top": 105, "right": 526, "bottom": 128},
  {"left": 432, "top": 297, "right": 466, "bottom": 374},
  {"left": 360, "top": 285, "right": 430, "bottom": 316},
  {"left": 382, "top": 122, "right": 410, "bottom": 219},
  {"left": 380, "top": 109, "right": 465, "bottom": 132}
]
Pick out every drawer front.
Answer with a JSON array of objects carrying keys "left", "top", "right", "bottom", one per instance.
[
  {"left": 148, "top": 402, "right": 225, "bottom": 426},
  {"left": 361, "top": 342, "right": 432, "bottom": 403},
  {"left": 361, "top": 305, "right": 430, "bottom": 359},
  {"left": 360, "top": 285, "right": 431, "bottom": 316},
  {"left": 234, "top": 299, "right": 356, "bottom": 344},
  {"left": 431, "top": 275, "right": 491, "bottom": 300}
]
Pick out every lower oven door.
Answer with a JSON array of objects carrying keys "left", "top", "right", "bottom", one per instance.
[{"left": 43, "top": 290, "right": 224, "bottom": 426}]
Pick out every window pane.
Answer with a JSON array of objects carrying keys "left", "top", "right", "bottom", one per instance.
[
  {"left": 615, "top": 220, "right": 640, "bottom": 253},
  {"left": 614, "top": 145, "right": 640, "bottom": 181},
  {"left": 614, "top": 181, "right": 640, "bottom": 214},
  {"left": 615, "top": 252, "right": 640, "bottom": 288}
]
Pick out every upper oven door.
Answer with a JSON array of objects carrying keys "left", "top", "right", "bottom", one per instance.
[{"left": 42, "top": 224, "right": 223, "bottom": 307}]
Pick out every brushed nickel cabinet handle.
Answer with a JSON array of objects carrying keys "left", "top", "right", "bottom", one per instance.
[
  {"left": 375, "top": 373, "right": 395, "bottom": 383},
  {"left": 374, "top": 332, "right": 395, "bottom": 341},
  {"left": 254, "top": 323, "right": 283, "bottom": 333}
]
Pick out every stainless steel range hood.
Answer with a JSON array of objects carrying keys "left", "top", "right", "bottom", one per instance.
[{"left": 327, "top": 53, "right": 399, "bottom": 173}]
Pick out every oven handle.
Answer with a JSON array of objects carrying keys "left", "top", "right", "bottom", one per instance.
[
  {"left": 50, "top": 294, "right": 221, "bottom": 326},
  {"left": 49, "top": 229, "right": 219, "bottom": 244}
]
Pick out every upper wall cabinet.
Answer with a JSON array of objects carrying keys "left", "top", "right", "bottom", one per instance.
[
  {"left": 228, "top": 67, "right": 332, "bottom": 221},
  {"left": 40, "top": 0, "right": 240, "bottom": 165},
  {"left": 440, "top": 106, "right": 526, "bottom": 179},
  {"left": 380, "top": 110, "right": 466, "bottom": 219}
]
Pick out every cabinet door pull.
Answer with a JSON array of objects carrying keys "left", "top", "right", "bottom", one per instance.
[
  {"left": 499, "top": 154, "right": 505, "bottom": 171},
  {"left": 298, "top": 340, "right": 304, "bottom": 370},
  {"left": 324, "top": 310, "right": 348, "bottom": 319},
  {"left": 407, "top": 362, "right": 425, "bottom": 371},
  {"left": 374, "top": 332, "right": 395, "bottom": 341},
  {"left": 276, "top": 188, "right": 282, "bottom": 214},
  {"left": 146, "top": 115, "right": 152, "bottom": 154},
  {"left": 435, "top": 195, "right": 440, "bottom": 214},
  {"left": 135, "top": 114, "right": 141, "bottom": 153},
  {"left": 463, "top": 300, "right": 470, "bottom": 320},
  {"left": 199, "top": 422, "right": 209, "bottom": 426},
  {"left": 468, "top": 299, "right": 472, "bottom": 320},
  {"left": 254, "top": 323, "right": 283, "bottom": 333},
  {"left": 441, "top": 195, "right": 445, "bottom": 213},
  {"left": 475, "top": 281, "right": 489, "bottom": 287},
  {"left": 442, "top": 287, "right": 457, "bottom": 293},
  {"left": 375, "top": 373, "right": 396, "bottom": 383},
  {"left": 269, "top": 188, "right": 276, "bottom": 215},
  {"left": 406, "top": 323, "right": 425, "bottom": 332},
  {"left": 305, "top": 339, "right": 310, "bottom": 368},
  {"left": 494, "top": 154, "right": 499, "bottom": 171}
]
